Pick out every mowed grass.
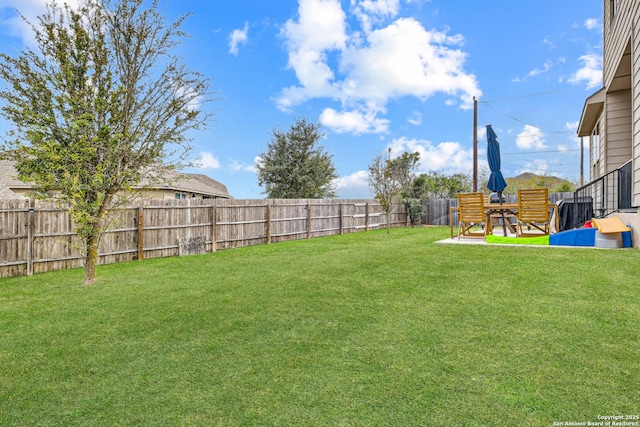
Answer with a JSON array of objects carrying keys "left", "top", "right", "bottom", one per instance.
[{"left": 1, "top": 227, "right": 639, "bottom": 426}]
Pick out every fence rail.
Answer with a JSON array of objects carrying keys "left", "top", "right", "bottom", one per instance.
[
  {"left": 572, "top": 160, "right": 635, "bottom": 228},
  {"left": 0, "top": 198, "right": 406, "bottom": 278}
]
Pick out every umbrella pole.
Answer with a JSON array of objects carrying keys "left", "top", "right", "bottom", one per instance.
[{"left": 499, "top": 191, "right": 507, "bottom": 236}]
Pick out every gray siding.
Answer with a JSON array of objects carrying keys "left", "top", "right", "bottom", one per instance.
[
  {"left": 604, "top": 0, "right": 633, "bottom": 87},
  {"left": 632, "top": 4, "right": 640, "bottom": 206},
  {"left": 601, "top": 90, "right": 631, "bottom": 173},
  {"left": 606, "top": 90, "right": 632, "bottom": 172},
  {"left": 604, "top": 1, "right": 640, "bottom": 206}
]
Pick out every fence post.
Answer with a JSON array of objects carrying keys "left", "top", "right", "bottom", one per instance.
[
  {"left": 365, "top": 203, "right": 370, "bottom": 231},
  {"left": 26, "top": 200, "right": 35, "bottom": 276},
  {"left": 307, "top": 201, "right": 312, "bottom": 239},
  {"left": 421, "top": 199, "right": 428, "bottom": 225},
  {"left": 266, "top": 202, "right": 272, "bottom": 244},
  {"left": 405, "top": 202, "right": 410, "bottom": 226},
  {"left": 339, "top": 203, "right": 343, "bottom": 235},
  {"left": 137, "top": 206, "right": 144, "bottom": 261},
  {"left": 211, "top": 204, "right": 217, "bottom": 252}
]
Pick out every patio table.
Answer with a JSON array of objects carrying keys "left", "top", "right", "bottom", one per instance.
[{"left": 449, "top": 203, "right": 559, "bottom": 238}]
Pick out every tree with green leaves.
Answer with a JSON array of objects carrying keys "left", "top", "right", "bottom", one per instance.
[
  {"left": 553, "top": 181, "right": 576, "bottom": 193},
  {"left": 368, "top": 149, "right": 421, "bottom": 232},
  {"left": 257, "top": 118, "right": 337, "bottom": 198},
  {"left": 392, "top": 152, "right": 423, "bottom": 226},
  {"left": 0, "top": 0, "right": 213, "bottom": 285},
  {"left": 412, "top": 171, "right": 472, "bottom": 199},
  {"left": 368, "top": 153, "right": 395, "bottom": 233}
]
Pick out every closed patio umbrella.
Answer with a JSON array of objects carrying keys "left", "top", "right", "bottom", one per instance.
[{"left": 486, "top": 124, "right": 508, "bottom": 235}]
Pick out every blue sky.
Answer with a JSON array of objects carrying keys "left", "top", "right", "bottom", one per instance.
[{"left": 0, "top": 0, "right": 603, "bottom": 199}]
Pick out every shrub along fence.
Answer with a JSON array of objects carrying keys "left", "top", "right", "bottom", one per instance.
[{"left": 0, "top": 198, "right": 406, "bottom": 278}]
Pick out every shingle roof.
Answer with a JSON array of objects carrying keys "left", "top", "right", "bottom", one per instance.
[
  {"left": 0, "top": 160, "right": 29, "bottom": 198},
  {"left": 0, "top": 186, "right": 23, "bottom": 199},
  {"left": 0, "top": 160, "right": 231, "bottom": 199},
  {"left": 137, "top": 169, "right": 231, "bottom": 198},
  {"left": 0, "top": 160, "right": 30, "bottom": 187},
  {"left": 182, "top": 173, "right": 230, "bottom": 196}
]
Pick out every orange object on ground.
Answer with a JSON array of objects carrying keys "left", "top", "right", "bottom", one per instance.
[{"left": 591, "top": 217, "right": 630, "bottom": 233}]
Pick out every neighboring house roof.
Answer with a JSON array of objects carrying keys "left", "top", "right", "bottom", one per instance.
[
  {"left": 0, "top": 186, "right": 22, "bottom": 199},
  {"left": 0, "top": 159, "right": 231, "bottom": 199},
  {"left": 183, "top": 173, "right": 230, "bottom": 197},
  {"left": 0, "top": 160, "right": 29, "bottom": 199},
  {"left": 137, "top": 169, "right": 231, "bottom": 198}
]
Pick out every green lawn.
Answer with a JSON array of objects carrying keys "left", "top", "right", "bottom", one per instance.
[{"left": 1, "top": 227, "right": 639, "bottom": 426}]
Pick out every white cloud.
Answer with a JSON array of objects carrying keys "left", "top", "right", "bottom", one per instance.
[
  {"left": 230, "top": 159, "right": 257, "bottom": 173},
  {"left": 543, "top": 36, "right": 555, "bottom": 49},
  {"left": 276, "top": 0, "right": 481, "bottom": 134},
  {"left": 192, "top": 152, "right": 221, "bottom": 170},
  {"left": 478, "top": 125, "right": 488, "bottom": 140},
  {"left": 407, "top": 111, "right": 422, "bottom": 126},
  {"left": 320, "top": 106, "right": 389, "bottom": 134},
  {"left": 334, "top": 170, "right": 373, "bottom": 198},
  {"left": 339, "top": 18, "right": 477, "bottom": 105},
  {"left": 333, "top": 170, "right": 369, "bottom": 191},
  {"left": 514, "top": 59, "right": 554, "bottom": 82},
  {"left": 388, "top": 136, "right": 473, "bottom": 173},
  {"left": 173, "top": 83, "right": 201, "bottom": 111},
  {"left": 560, "top": 121, "right": 581, "bottom": 150},
  {"left": 351, "top": 0, "right": 401, "bottom": 33},
  {"left": 276, "top": 0, "right": 346, "bottom": 108},
  {"left": 585, "top": 18, "right": 598, "bottom": 31},
  {"left": 253, "top": 155, "right": 264, "bottom": 170},
  {"left": 228, "top": 21, "right": 249, "bottom": 56},
  {"left": 0, "top": 0, "right": 80, "bottom": 45},
  {"left": 564, "top": 121, "right": 578, "bottom": 133},
  {"left": 568, "top": 53, "right": 602, "bottom": 89},
  {"left": 283, "top": 0, "right": 347, "bottom": 52},
  {"left": 516, "top": 125, "right": 547, "bottom": 150},
  {"left": 528, "top": 60, "right": 553, "bottom": 77}
]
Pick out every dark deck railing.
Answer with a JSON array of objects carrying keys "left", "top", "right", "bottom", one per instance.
[{"left": 571, "top": 160, "right": 635, "bottom": 229}]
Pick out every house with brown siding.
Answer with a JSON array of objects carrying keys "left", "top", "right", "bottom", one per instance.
[{"left": 577, "top": 0, "right": 639, "bottom": 236}]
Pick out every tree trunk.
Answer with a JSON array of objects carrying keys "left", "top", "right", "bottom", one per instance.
[
  {"left": 386, "top": 210, "right": 391, "bottom": 234},
  {"left": 84, "top": 231, "right": 99, "bottom": 285},
  {"left": 83, "top": 193, "right": 112, "bottom": 285}
]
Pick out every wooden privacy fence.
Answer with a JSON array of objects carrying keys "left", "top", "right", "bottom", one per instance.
[{"left": 0, "top": 198, "right": 406, "bottom": 278}]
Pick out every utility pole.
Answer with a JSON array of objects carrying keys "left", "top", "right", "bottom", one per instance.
[{"left": 473, "top": 96, "right": 478, "bottom": 192}]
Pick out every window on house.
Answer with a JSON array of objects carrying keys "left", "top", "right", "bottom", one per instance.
[
  {"left": 175, "top": 192, "right": 186, "bottom": 199},
  {"left": 610, "top": 0, "right": 616, "bottom": 22},
  {"left": 592, "top": 123, "right": 600, "bottom": 164}
]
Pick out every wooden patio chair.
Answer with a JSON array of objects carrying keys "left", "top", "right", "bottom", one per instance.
[
  {"left": 457, "top": 192, "right": 487, "bottom": 239},
  {"left": 517, "top": 188, "right": 551, "bottom": 236}
]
